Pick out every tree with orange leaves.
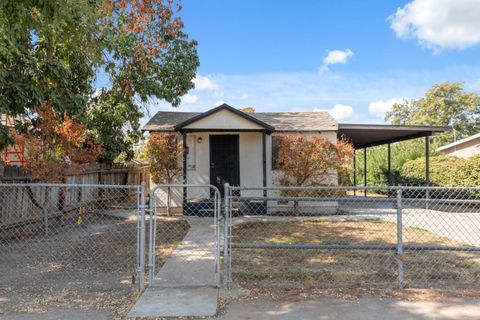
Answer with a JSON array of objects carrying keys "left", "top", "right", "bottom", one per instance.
[
  {"left": 1, "top": 0, "right": 199, "bottom": 167},
  {"left": 15, "top": 105, "right": 102, "bottom": 182},
  {"left": 276, "top": 135, "right": 354, "bottom": 187},
  {"left": 275, "top": 135, "right": 354, "bottom": 212},
  {"left": 146, "top": 133, "right": 182, "bottom": 215}
]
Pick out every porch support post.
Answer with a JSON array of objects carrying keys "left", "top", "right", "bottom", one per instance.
[
  {"left": 182, "top": 130, "right": 187, "bottom": 205},
  {"left": 262, "top": 131, "right": 267, "bottom": 198},
  {"left": 353, "top": 149, "right": 357, "bottom": 196},
  {"left": 364, "top": 147, "right": 367, "bottom": 197}
]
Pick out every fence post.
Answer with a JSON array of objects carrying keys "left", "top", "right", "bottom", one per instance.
[
  {"left": 137, "top": 182, "right": 146, "bottom": 291},
  {"left": 223, "top": 183, "right": 230, "bottom": 287},
  {"left": 43, "top": 186, "right": 49, "bottom": 236},
  {"left": 148, "top": 187, "right": 155, "bottom": 284},
  {"left": 396, "top": 187, "right": 404, "bottom": 289}
]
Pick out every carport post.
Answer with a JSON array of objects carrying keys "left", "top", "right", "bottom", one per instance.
[
  {"left": 425, "top": 135, "right": 430, "bottom": 209},
  {"left": 363, "top": 147, "right": 367, "bottom": 197},
  {"left": 387, "top": 143, "right": 392, "bottom": 187},
  {"left": 353, "top": 150, "right": 357, "bottom": 196},
  {"left": 396, "top": 188, "right": 404, "bottom": 289}
]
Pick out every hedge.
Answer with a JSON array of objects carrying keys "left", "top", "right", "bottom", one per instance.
[{"left": 401, "top": 155, "right": 480, "bottom": 187}]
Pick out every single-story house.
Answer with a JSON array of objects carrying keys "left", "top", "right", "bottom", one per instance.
[
  {"left": 143, "top": 103, "right": 449, "bottom": 215},
  {"left": 436, "top": 133, "right": 480, "bottom": 159}
]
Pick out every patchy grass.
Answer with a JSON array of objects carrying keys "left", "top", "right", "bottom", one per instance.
[
  {"left": 0, "top": 218, "right": 189, "bottom": 319},
  {"left": 232, "top": 220, "right": 480, "bottom": 291}
]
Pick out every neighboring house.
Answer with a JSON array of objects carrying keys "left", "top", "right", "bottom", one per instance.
[
  {"left": 143, "top": 103, "right": 449, "bottom": 215},
  {"left": 436, "top": 133, "right": 480, "bottom": 159}
]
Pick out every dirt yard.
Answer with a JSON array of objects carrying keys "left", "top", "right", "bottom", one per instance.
[
  {"left": 0, "top": 215, "right": 189, "bottom": 319},
  {"left": 231, "top": 219, "right": 480, "bottom": 291}
]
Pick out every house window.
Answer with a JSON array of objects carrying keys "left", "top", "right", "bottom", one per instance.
[{"left": 271, "top": 135, "right": 281, "bottom": 170}]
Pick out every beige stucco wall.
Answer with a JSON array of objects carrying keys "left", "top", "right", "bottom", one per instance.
[
  {"left": 439, "top": 138, "right": 480, "bottom": 159},
  {"left": 183, "top": 109, "right": 264, "bottom": 130}
]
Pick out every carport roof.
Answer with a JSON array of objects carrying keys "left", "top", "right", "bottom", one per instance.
[{"left": 338, "top": 123, "right": 451, "bottom": 149}]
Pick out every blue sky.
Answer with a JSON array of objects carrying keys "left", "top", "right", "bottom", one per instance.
[{"left": 102, "top": 0, "right": 480, "bottom": 124}]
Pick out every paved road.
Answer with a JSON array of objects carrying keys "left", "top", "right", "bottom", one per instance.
[{"left": 217, "top": 296, "right": 480, "bottom": 320}]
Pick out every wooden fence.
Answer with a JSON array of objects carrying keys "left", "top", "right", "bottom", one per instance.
[{"left": 0, "top": 162, "right": 150, "bottom": 228}]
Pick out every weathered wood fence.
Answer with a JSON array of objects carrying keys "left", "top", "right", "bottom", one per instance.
[{"left": 0, "top": 162, "right": 150, "bottom": 228}]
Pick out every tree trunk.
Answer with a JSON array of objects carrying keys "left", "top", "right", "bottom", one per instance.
[{"left": 166, "top": 186, "right": 171, "bottom": 216}]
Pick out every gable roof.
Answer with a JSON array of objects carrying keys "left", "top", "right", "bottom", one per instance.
[
  {"left": 143, "top": 105, "right": 338, "bottom": 132},
  {"left": 174, "top": 104, "right": 275, "bottom": 132},
  {"left": 436, "top": 132, "right": 480, "bottom": 152}
]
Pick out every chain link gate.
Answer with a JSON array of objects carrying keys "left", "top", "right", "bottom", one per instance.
[{"left": 143, "top": 184, "right": 222, "bottom": 289}]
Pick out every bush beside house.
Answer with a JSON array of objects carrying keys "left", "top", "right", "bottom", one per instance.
[{"left": 401, "top": 155, "right": 480, "bottom": 187}]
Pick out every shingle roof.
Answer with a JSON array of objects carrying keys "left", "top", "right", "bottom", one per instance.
[{"left": 143, "top": 109, "right": 338, "bottom": 132}]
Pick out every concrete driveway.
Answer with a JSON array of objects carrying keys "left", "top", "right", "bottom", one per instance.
[{"left": 339, "top": 200, "right": 480, "bottom": 246}]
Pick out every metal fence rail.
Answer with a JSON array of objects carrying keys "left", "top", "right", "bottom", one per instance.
[{"left": 224, "top": 184, "right": 480, "bottom": 290}]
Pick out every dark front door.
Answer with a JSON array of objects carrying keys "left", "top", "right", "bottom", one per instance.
[{"left": 209, "top": 135, "right": 240, "bottom": 195}]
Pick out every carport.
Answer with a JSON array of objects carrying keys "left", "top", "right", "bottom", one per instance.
[{"left": 338, "top": 124, "right": 451, "bottom": 191}]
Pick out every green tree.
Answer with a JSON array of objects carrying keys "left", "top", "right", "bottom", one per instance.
[
  {"left": 385, "top": 82, "right": 480, "bottom": 145},
  {"left": 0, "top": 0, "right": 102, "bottom": 145},
  {"left": 87, "top": 89, "right": 143, "bottom": 163},
  {"left": 0, "top": 0, "right": 199, "bottom": 164}
]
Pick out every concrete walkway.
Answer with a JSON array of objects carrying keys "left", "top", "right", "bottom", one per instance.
[{"left": 127, "top": 217, "right": 218, "bottom": 318}]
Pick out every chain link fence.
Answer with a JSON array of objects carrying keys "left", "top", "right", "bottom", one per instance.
[
  {"left": 0, "top": 183, "right": 146, "bottom": 317},
  {"left": 224, "top": 185, "right": 480, "bottom": 291},
  {"left": 3, "top": 182, "right": 480, "bottom": 317}
]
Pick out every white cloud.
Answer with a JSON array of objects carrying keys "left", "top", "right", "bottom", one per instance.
[
  {"left": 368, "top": 98, "right": 406, "bottom": 119},
  {"left": 320, "top": 49, "right": 354, "bottom": 73},
  {"left": 389, "top": 0, "right": 480, "bottom": 51},
  {"left": 181, "top": 94, "right": 198, "bottom": 104},
  {"left": 240, "top": 93, "right": 249, "bottom": 100},
  {"left": 323, "top": 49, "right": 354, "bottom": 65},
  {"left": 315, "top": 104, "right": 355, "bottom": 121},
  {"left": 193, "top": 74, "right": 219, "bottom": 90}
]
